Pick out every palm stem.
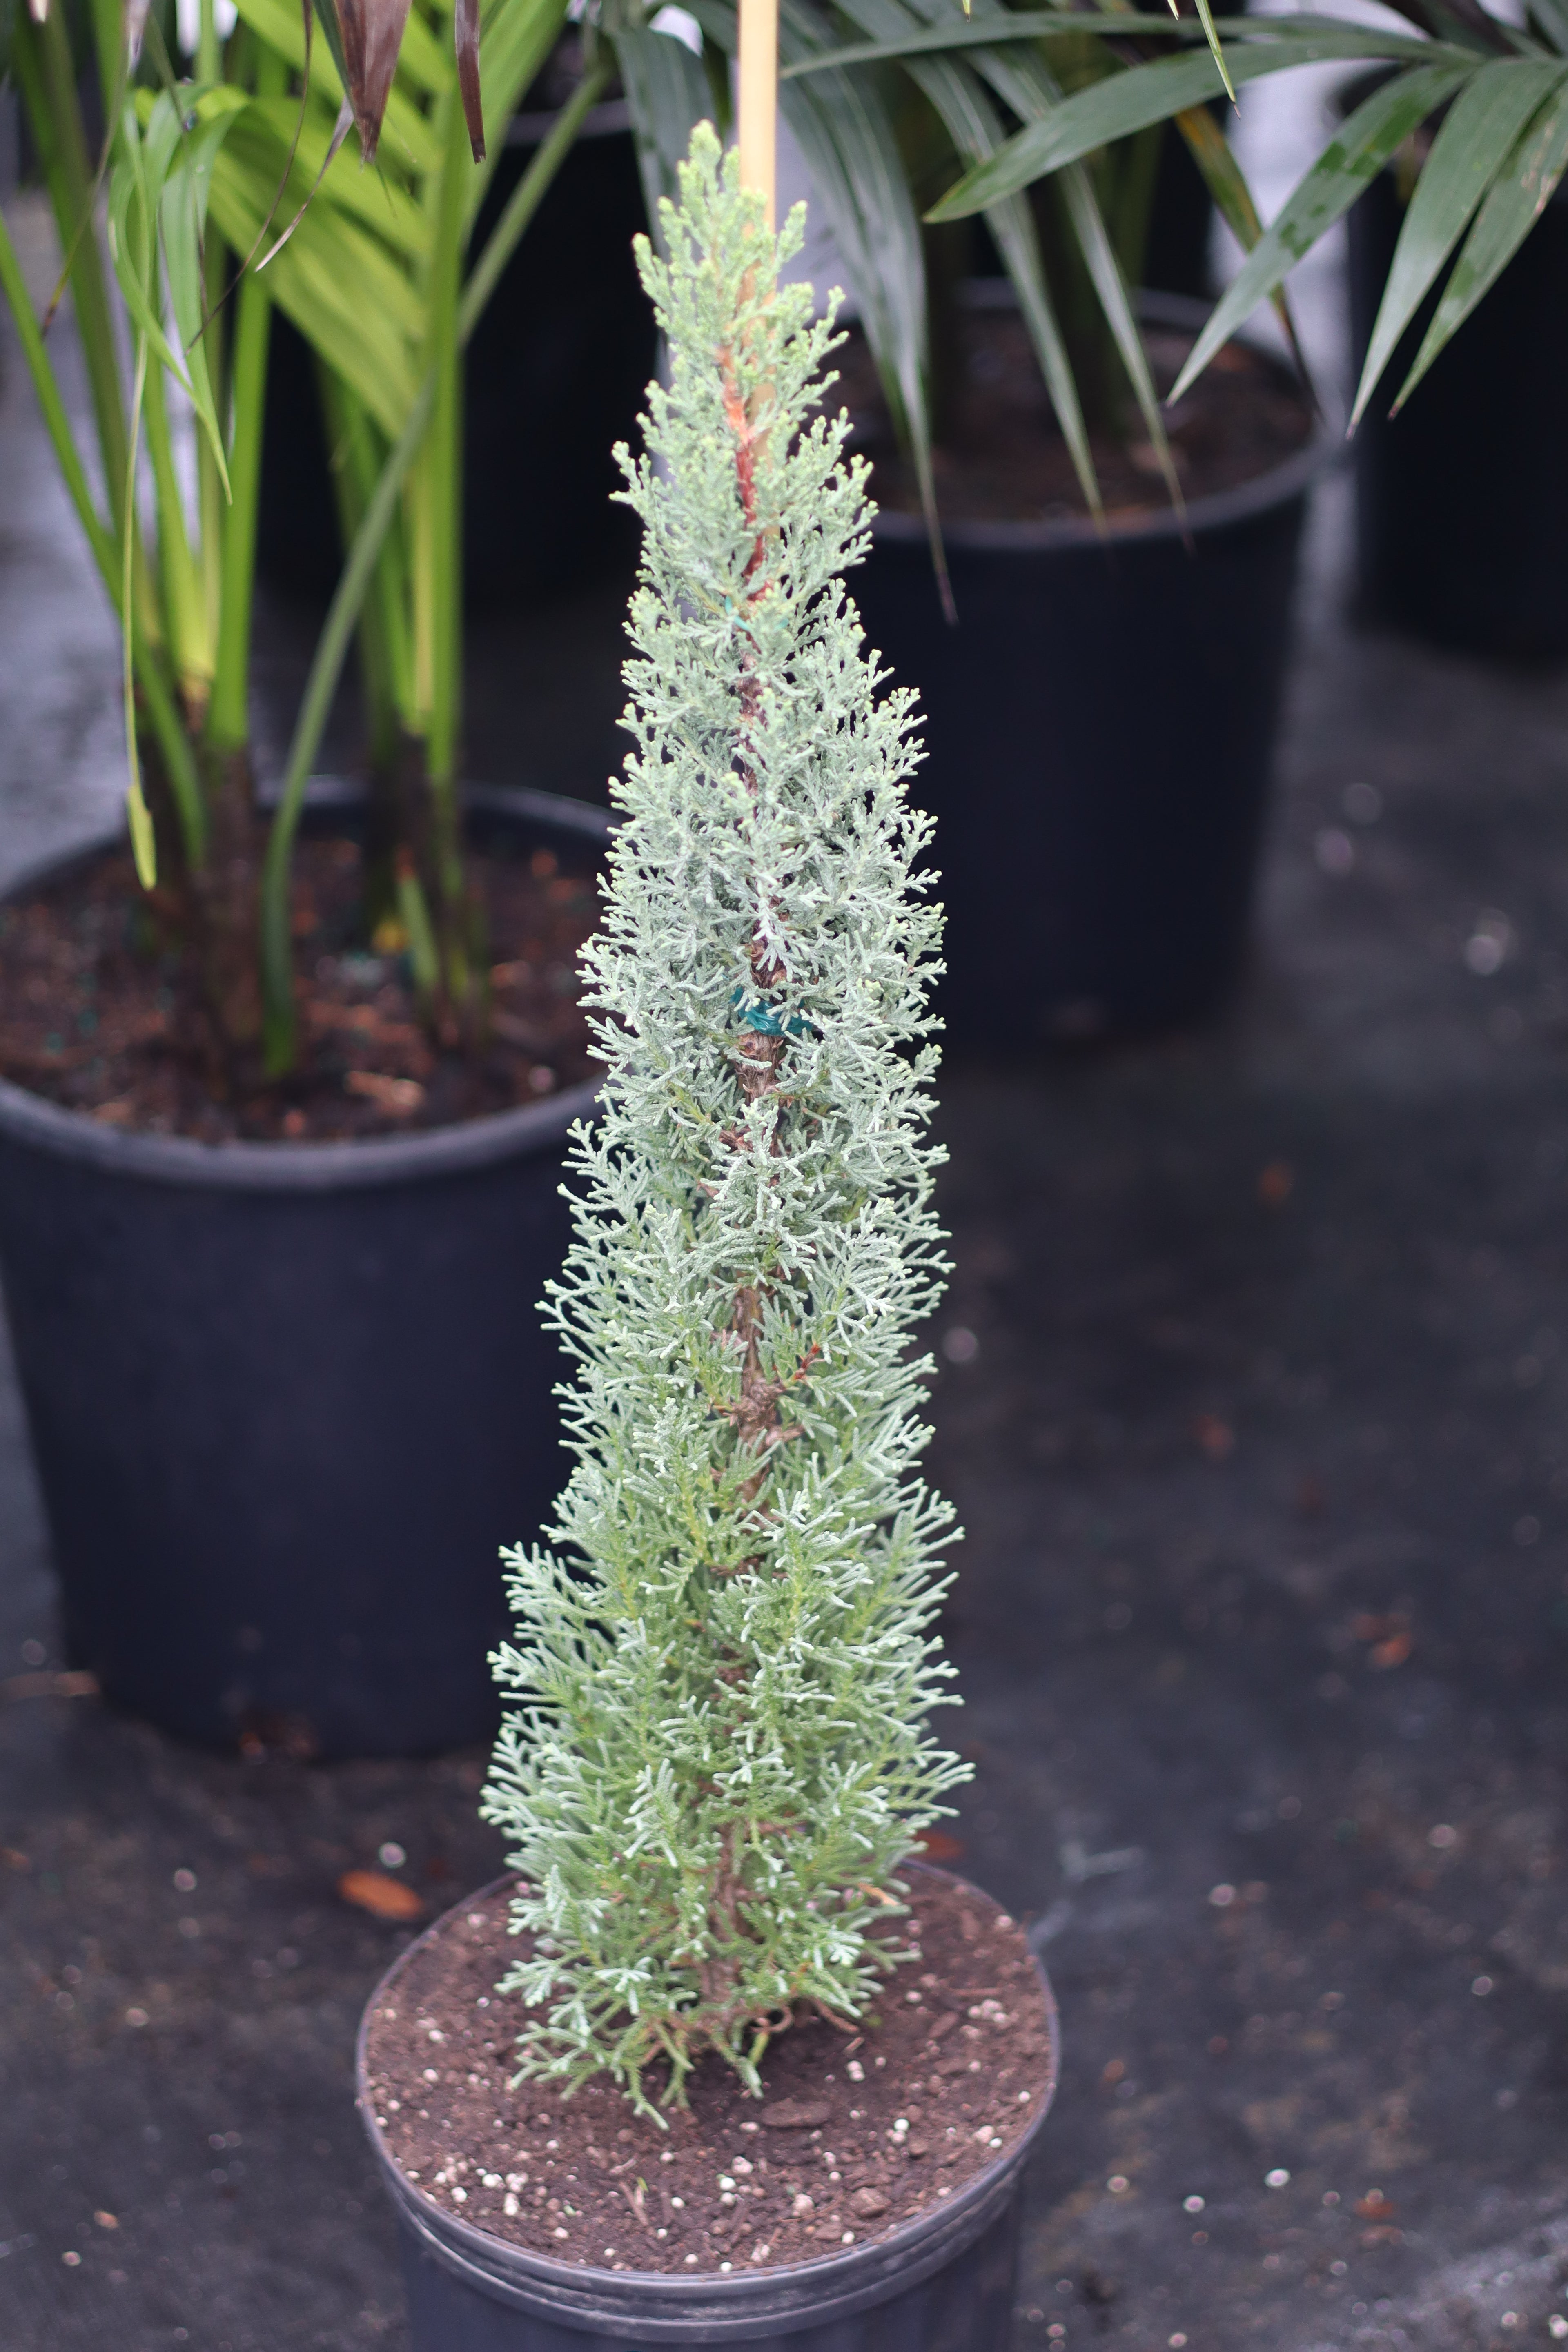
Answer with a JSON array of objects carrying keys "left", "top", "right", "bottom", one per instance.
[
  {"left": 203, "top": 264, "right": 270, "bottom": 748},
  {"left": 423, "top": 89, "right": 471, "bottom": 959},
  {"left": 207, "top": 45, "right": 288, "bottom": 752},
  {"left": 258, "top": 62, "right": 610, "bottom": 1072},
  {"left": 319, "top": 371, "right": 417, "bottom": 755},
  {"left": 143, "top": 347, "right": 212, "bottom": 710}
]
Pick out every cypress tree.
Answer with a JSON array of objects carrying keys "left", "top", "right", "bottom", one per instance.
[{"left": 481, "top": 125, "right": 968, "bottom": 2114}]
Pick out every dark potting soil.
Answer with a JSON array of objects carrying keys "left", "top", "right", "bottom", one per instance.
[
  {"left": 363, "top": 1871, "right": 1053, "bottom": 2278},
  {"left": 836, "top": 310, "right": 1314, "bottom": 527},
  {"left": 0, "top": 837, "right": 600, "bottom": 1143}
]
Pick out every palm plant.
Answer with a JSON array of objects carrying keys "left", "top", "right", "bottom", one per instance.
[
  {"left": 2, "top": 0, "right": 286, "bottom": 1075},
  {"left": 0, "top": 0, "right": 617, "bottom": 1082},
  {"left": 893, "top": 0, "right": 1566, "bottom": 425}
]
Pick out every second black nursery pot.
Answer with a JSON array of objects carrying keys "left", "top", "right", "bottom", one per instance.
[
  {"left": 851, "top": 301, "right": 1331, "bottom": 1045},
  {"left": 357, "top": 1876, "right": 1061, "bottom": 2352},
  {"left": 1348, "top": 163, "right": 1568, "bottom": 661},
  {"left": 0, "top": 785, "right": 609, "bottom": 1762}
]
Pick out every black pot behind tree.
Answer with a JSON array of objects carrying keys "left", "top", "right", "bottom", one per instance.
[
  {"left": 853, "top": 298, "right": 1328, "bottom": 1045},
  {"left": 1348, "top": 167, "right": 1568, "bottom": 661},
  {"left": 258, "top": 108, "right": 655, "bottom": 608},
  {"left": 0, "top": 788, "right": 608, "bottom": 1762}
]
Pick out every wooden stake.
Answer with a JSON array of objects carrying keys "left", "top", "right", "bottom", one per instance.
[{"left": 737, "top": 0, "right": 779, "bottom": 230}]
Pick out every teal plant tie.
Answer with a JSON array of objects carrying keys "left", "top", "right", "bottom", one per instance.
[{"left": 730, "top": 987, "right": 813, "bottom": 1038}]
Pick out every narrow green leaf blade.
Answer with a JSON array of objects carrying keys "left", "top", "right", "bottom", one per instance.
[
  {"left": 1395, "top": 76, "right": 1568, "bottom": 406},
  {"left": 127, "top": 777, "right": 158, "bottom": 889},
  {"left": 784, "top": 11, "right": 1236, "bottom": 72},
  {"left": 108, "top": 134, "right": 195, "bottom": 392},
  {"left": 782, "top": 12, "right": 1432, "bottom": 75},
  {"left": 1170, "top": 60, "right": 1471, "bottom": 403},
  {"left": 1352, "top": 55, "right": 1568, "bottom": 424},
  {"left": 158, "top": 87, "right": 250, "bottom": 492},
  {"left": 926, "top": 31, "right": 1470, "bottom": 222},
  {"left": 1188, "top": 0, "right": 1236, "bottom": 104}
]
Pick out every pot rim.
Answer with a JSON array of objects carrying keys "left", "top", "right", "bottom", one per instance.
[
  {"left": 0, "top": 780, "right": 612, "bottom": 1196},
  {"left": 355, "top": 1865, "right": 1061, "bottom": 2340},
  {"left": 870, "top": 287, "right": 1342, "bottom": 555}
]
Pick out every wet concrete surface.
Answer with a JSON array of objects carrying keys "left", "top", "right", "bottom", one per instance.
[{"left": 4, "top": 186, "right": 1568, "bottom": 2352}]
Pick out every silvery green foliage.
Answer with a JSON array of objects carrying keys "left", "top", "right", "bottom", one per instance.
[{"left": 481, "top": 123, "right": 968, "bottom": 2114}]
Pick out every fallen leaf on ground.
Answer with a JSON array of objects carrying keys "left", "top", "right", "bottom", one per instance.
[
  {"left": 238, "top": 1712, "right": 318, "bottom": 1762},
  {"left": 338, "top": 1869, "right": 425, "bottom": 1921},
  {"left": 1351, "top": 1613, "right": 1412, "bottom": 1669},
  {"left": 1355, "top": 2191, "right": 1397, "bottom": 2220},
  {"left": 2, "top": 1670, "right": 100, "bottom": 1701}
]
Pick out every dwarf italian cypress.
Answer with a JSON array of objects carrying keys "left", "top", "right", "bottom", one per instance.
[{"left": 480, "top": 125, "right": 968, "bottom": 2114}]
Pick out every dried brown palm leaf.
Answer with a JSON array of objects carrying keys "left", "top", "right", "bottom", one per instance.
[
  {"left": 454, "top": 0, "right": 486, "bottom": 159},
  {"left": 333, "top": 0, "right": 412, "bottom": 165}
]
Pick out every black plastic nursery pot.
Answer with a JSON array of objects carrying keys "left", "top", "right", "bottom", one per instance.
[
  {"left": 0, "top": 784, "right": 609, "bottom": 1761},
  {"left": 356, "top": 1875, "right": 1062, "bottom": 2352},
  {"left": 258, "top": 98, "right": 654, "bottom": 608},
  {"left": 851, "top": 296, "right": 1333, "bottom": 1045},
  {"left": 1347, "top": 163, "right": 1568, "bottom": 661}
]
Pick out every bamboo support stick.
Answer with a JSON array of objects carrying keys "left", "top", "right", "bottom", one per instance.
[{"left": 737, "top": 0, "right": 779, "bottom": 229}]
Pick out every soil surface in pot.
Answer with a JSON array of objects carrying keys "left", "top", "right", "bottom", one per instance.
[
  {"left": 0, "top": 836, "right": 601, "bottom": 1143},
  {"left": 363, "top": 1871, "right": 1052, "bottom": 2277},
  {"left": 837, "top": 309, "right": 1314, "bottom": 527}
]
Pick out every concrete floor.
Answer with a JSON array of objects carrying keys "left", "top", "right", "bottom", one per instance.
[{"left": 4, "top": 177, "right": 1568, "bottom": 2352}]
